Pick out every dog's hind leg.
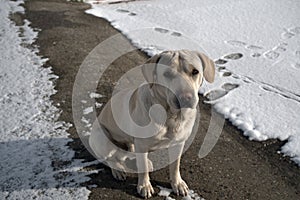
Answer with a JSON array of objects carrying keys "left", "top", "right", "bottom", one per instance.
[
  {"left": 89, "top": 122, "right": 131, "bottom": 180},
  {"left": 110, "top": 143, "right": 134, "bottom": 181},
  {"left": 111, "top": 162, "right": 127, "bottom": 181},
  {"left": 110, "top": 142, "right": 142, "bottom": 181}
]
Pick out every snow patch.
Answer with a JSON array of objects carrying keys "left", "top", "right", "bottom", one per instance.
[
  {"left": 89, "top": 92, "right": 104, "bottom": 99},
  {"left": 85, "top": 0, "right": 300, "bottom": 165},
  {"left": 0, "top": 0, "right": 97, "bottom": 199},
  {"left": 83, "top": 106, "right": 94, "bottom": 115},
  {"left": 157, "top": 186, "right": 172, "bottom": 197},
  {"left": 95, "top": 102, "right": 103, "bottom": 108}
]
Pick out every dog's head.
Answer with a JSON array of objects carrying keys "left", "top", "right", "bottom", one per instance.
[{"left": 142, "top": 50, "right": 215, "bottom": 109}]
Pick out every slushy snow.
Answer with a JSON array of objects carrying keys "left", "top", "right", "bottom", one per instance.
[
  {"left": 0, "top": 0, "right": 98, "bottom": 199},
  {"left": 85, "top": 0, "right": 300, "bottom": 165}
]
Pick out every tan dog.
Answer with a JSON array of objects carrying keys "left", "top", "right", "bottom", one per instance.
[{"left": 89, "top": 50, "right": 215, "bottom": 198}]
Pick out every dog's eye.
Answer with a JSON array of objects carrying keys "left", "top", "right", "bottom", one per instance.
[
  {"left": 192, "top": 69, "right": 199, "bottom": 76},
  {"left": 163, "top": 70, "right": 176, "bottom": 79}
]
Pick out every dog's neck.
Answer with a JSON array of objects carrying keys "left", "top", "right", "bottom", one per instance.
[
  {"left": 133, "top": 84, "right": 194, "bottom": 134},
  {"left": 144, "top": 84, "right": 182, "bottom": 117}
]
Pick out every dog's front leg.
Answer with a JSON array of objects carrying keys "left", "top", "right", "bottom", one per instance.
[
  {"left": 168, "top": 142, "right": 189, "bottom": 196},
  {"left": 135, "top": 144, "right": 154, "bottom": 198}
]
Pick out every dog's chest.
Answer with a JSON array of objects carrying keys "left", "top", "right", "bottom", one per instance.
[{"left": 148, "top": 109, "right": 196, "bottom": 150}]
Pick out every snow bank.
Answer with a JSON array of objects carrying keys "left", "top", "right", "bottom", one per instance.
[{"left": 0, "top": 0, "right": 98, "bottom": 199}]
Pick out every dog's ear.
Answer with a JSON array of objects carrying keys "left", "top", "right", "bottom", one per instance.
[
  {"left": 142, "top": 53, "right": 162, "bottom": 83},
  {"left": 197, "top": 52, "right": 215, "bottom": 83}
]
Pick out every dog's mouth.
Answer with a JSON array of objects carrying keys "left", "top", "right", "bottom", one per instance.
[
  {"left": 171, "top": 96, "right": 196, "bottom": 109},
  {"left": 173, "top": 97, "right": 181, "bottom": 109}
]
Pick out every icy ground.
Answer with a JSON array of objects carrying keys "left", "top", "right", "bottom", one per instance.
[
  {"left": 85, "top": 0, "right": 300, "bottom": 166},
  {"left": 0, "top": 0, "right": 98, "bottom": 199}
]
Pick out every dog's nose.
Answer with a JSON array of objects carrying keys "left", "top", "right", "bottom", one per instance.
[{"left": 177, "top": 91, "right": 195, "bottom": 108}]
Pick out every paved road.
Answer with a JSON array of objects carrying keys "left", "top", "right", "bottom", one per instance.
[{"left": 22, "top": 0, "right": 300, "bottom": 199}]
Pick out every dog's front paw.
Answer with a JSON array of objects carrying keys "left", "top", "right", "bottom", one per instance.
[
  {"left": 171, "top": 178, "right": 189, "bottom": 196},
  {"left": 137, "top": 181, "right": 154, "bottom": 198}
]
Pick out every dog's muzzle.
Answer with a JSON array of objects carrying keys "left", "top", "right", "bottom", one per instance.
[{"left": 174, "top": 91, "right": 196, "bottom": 109}]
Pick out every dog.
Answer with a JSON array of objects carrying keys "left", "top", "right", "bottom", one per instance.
[{"left": 89, "top": 50, "right": 215, "bottom": 198}]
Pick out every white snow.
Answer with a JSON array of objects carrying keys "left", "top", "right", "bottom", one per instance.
[
  {"left": 157, "top": 186, "right": 204, "bottom": 200},
  {"left": 83, "top": 106, "right": 94, "bottom": 115},
  {"left": 85, "top": 0, "right": 300, "bottom": 165},
  {"left": 95, "top": 102, "right": 103, "bottom": 108},
  {"left": 89, "top": 92, "right": 104, "bottom": 99},
  {"left": 0, "top": 0, "right": 99, "bottom": 199},
  {"left": 157, "top": 186, "right": 172, "bottom": 197}
]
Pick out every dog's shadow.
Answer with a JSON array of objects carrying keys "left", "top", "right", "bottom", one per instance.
[
  {"left": 75, "top": 140, "right": 175, "bottom": 199},
  {"left": 88, "top": 169, "right": 172, "bottom": 199},
  {"left": 81, "top": 144, "right": 172, "bottom": 199}
]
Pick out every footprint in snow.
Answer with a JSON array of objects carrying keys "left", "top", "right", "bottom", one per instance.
[
  {"left": 215, "top": 66, "right": 232, "bottom": 77},
  {"left": 214, "top": 59, "right": 227, "bottom": 65},
  {"left": 205, "top": 83, "right": 239, "bottom": 101},
  {"left": 214, "top": 53, "right": 243, "bottom": 65},
  {"left": 225, "top": 40, "right": 264, "bottom": 58},
  {"left": 222, "top": 71, "right": 232, "bottom": 77},
  {"left": 251, "top": 52, "right": 261, "bottom": 58},
  {"left": 205, "top": 89, "right": 228, "bottom": 101},
  {"left": 263, "top": 26, "right": 299, "bottom": 60},
  {"left": 274, "top": 42, "right": 288, "bottom": 52},
  {"left": 116, "top": 9, "right": 137, "bottom": 16},
  {"left": 281, "top": 30, "right": 295, "bottom": 39},
  {"left": 246, "top": 45, "right": 263, "bottom": 51},
  {"left": 226, "top": 27, "right": 299, "bottom": 61},
  {"left": 222, "top": 83, "right": 239, "bottom": 91},
  {"left": 217, "top": 66, "right": 226, "bottom": 72},
  {"left": 226, "top": 40, "right": 264, "bottom": 51},
  {"left": 154, "top": 27, "right": 182, "bottom": 37},
  {"left": 171, "top": 31, "right": 182, "bottom": 37},
  {"left": 154, "top": 27, "right": 169, "bottom": 33},
  {"left": 292, "top": 62, "right": 300, "bottom": 69},
  {"left": 116, "top": 9, "right": 129, "bottom": 13},
  {"left": 263, "top": 42, "right": 289, "bottom": 60},
  {"left": 223, "top": 53, "right": 243, "bottom": 60},
  {"left": 263, "top": 50, "right": 280, "bottom": 60}
]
